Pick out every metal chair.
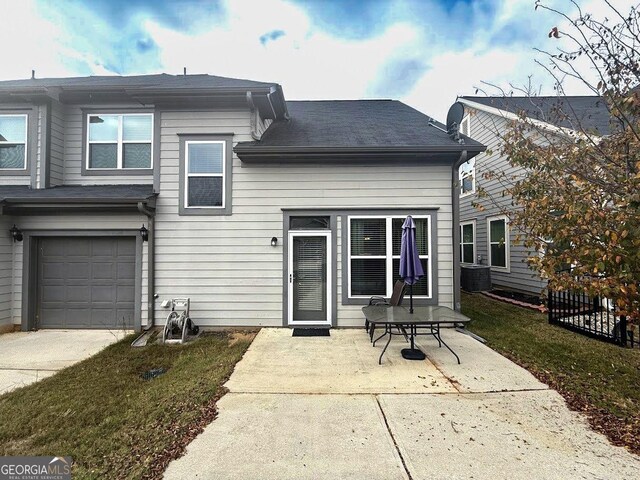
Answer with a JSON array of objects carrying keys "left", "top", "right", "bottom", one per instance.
[{"left": 366, "top": 280, "right": 406, "bottom": 341}]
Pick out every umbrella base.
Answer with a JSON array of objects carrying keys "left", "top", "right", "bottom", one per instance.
[{"left": 401, "top": 348, "right": 426, "bottom": 361}]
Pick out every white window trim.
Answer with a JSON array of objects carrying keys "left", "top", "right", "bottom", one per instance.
[
  {"left": 0, "top": 114, "right": 28, "bottom": 170},
  {"left": 460, "top": 220, "right": 476, "bottom": 265},
  {"left": 459, "top": 159, "right": 475, "bottom": 197},
  {"left": 86, "top": 113, "right": 154, "bottom": 170},
  {"left": 347, "top": 215, "right": 432, "bottom": 299},
  {"left": 487, "top": 215, "right": 510, "bottom": 272},
  {"left": 184, "top": 140, "right": 226, "bottom": 209},
  {"left": 460, "top": 114, "right": 471, "bottom": 137}
]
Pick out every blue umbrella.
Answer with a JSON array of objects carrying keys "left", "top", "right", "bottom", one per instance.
[{"left": 399, "top": 216, "right": 424, "bottom": 314}]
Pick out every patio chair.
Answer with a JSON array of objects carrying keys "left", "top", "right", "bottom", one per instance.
[{"left": 366, "top": 280, "right": 407, "bottom": 341}]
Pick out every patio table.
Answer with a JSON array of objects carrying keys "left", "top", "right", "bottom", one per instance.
[{"left": 361, "top": 305, "right": 470, "bottom": 365}]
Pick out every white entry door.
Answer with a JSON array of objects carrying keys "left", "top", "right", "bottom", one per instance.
[{"left": 288, "top": 231, "right": 331, "bottom": 326}]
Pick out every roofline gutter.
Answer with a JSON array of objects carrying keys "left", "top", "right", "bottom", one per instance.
[
  {"left": 138, "top": 202, "right": 156, "bottom": 331},
  {"left": 0, "top": 196, "right": 156, "bottom": 204},
  {"left": 234, "top": 145, "right": 485, "bottom": 155},
  {"left": 452, "top": 150, "right": 468, "bottom": 312}
]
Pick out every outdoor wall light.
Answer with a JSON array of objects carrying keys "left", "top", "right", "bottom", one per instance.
[
  {"left": 9, "top": 225, "right": 23, "bottom": 242},
  {"left": 140, "top": 225, "right": 149, "bottom": 242},
  {"left": 271, "top": 237, "right": 278, "bottom": 247}
]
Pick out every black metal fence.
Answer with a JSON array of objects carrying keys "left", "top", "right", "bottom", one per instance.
[{"left": 548, "top": 288, "right": 637, "bottom": 348}]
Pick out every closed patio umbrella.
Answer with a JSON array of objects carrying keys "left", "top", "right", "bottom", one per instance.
[
  {"left": 399, "top": 215, "right": 425, "bottom": 360},
  {"left": 399, "top": 215, "right": 424, "bottom": 314}
]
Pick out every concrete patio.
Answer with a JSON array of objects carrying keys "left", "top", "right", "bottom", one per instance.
[
  {"left": 0, "top": 329, "right": 129, "bottom": 394},
  {"left": 164, "top": 328, "right": 640, "bottom": 479}
]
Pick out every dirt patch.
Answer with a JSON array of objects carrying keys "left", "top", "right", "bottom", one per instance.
[{"left": 228, "top": 330, "right": 258, "bottom": 346}]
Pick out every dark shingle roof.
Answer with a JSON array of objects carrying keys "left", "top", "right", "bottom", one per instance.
[
  {"left": 0, "top": 73, "right": 275, "bottom": 90},
  {"left": 460, "top": 96, "right": 613, "bottom": 135},
  {"left": 240, "top": 100, "right": 484, "bottom": 151},
  {"left": 0, "top": 184, "right": 155, "bottom": 202}
]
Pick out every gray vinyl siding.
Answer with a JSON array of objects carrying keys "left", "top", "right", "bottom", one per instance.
[
  {"left": 0, "top": 217, "right": 13, "bottom": 328},
  {"left": 62, "top": 105, "right": 154, "bottom": 185},
  {"left": 9, "top": 213, "right": 149, "bottom": 327},
  {"left": 256, "top": 114, "right": 272, "bottom": 137},
  {"left": 154, "top": 108, "right": 454, "bottom": 327},
  {"left": 49, "top": 99, "right": 65, "bottom": 186},
  {"left": 459, "top": 108, "right": 547, "bottom": 295}
]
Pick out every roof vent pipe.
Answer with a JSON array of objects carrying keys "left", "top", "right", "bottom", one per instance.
[
  {"left": 31, "top": 70, "right": 35, "bottom": 79},
  {"left": 183, "top": 67, "right": 187, "bottom": 76}
]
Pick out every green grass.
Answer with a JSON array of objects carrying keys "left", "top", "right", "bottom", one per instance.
[
  {"left": 462, "top": 292, "right": 640, "bottom": 452},
  {"left": 0, "top": 331, "right": 255, "bottom": 479}
]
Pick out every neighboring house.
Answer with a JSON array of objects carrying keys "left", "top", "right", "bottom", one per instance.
[
  {"left": 0, "top": 73, "right": 485, "bottom": 333},
  {"left": 455, "top": 95, "right": 611, "bottom": 296}
]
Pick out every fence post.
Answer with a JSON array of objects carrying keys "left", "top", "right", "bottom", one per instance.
[
  {"left": 548, "top": 290, "right": 553, "bottom": 324},
  {"left": 620, "top": 315, "right": 628, "bottom": 347}
]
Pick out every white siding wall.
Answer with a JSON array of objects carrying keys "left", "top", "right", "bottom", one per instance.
[
  {"left": 0, "top": 217, "right": 13, "bottom": 329},
  {"left": 459, "top": 108, "right": 547, "bottom": 295},
  {"left": 62, "top": 105, "right": 153, "bottom": 185},
  {"left": 10, "top": 214, "right": 148, "bottom": 327},
  {"left": 154, "top": 109, "right": 454, "bottom": 327}
]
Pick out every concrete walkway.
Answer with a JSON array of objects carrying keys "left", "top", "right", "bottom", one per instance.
[
  {"left": 164, "top": 328, "right": 640, "bottom": 479},
  {"left": 0, "top": 329, "right": 128, "bottom": 394}
]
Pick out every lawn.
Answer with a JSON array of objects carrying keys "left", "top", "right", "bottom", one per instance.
[
  {"left": 0, "top": 330, "right": 256, "bottom": 479},
  {"left": 462, "top": 292, "right": 640, "bottom": 454}
]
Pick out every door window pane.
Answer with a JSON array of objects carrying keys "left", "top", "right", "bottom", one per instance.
[
  {"left": 293, "top": 236, "right": 327, "bottom": 321},
  {"left": 290, "top": 216, "right": 330, "bottom": 230}
]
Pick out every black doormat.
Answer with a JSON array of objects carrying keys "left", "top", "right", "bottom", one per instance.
[{"left": 292, "top": 328, "right": 330, "bottom": 337}]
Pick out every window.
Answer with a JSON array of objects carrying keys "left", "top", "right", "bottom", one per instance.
[
  {"left": 488, "top": 216, "right": 509, "bottom": 269},
  {"left": 185, "top": 141, "right": 226, "bottom": 208},
  {"left": 460, "top": 221, "right": 475, "bottom": 264},
  {"left": 348, "top": 216, "right": 431, "bottom": 298},
  {"left": 0, "top": 114, "right": 27, "bottom": 169},
  {"left": 86, "top": 113, "right": 153, "bottom": 170},
  {"left": 459, "top": 158, "right": 475, "bottom": 195},
  {"left": 460, "top": 115, "right": 471, "bottom": 137}
]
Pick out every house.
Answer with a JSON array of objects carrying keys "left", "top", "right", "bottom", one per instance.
[
  {"left": 455, "top": 95, "right": 611, "bottom": 296},
  {"left": 0, "top": 73, "right": 485, "bottom": 333}
]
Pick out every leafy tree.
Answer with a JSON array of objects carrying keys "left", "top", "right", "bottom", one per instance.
[{"left": 479, "top": 1, "right": 640, "bottom": 320}]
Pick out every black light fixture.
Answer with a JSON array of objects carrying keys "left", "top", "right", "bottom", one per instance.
[
  {"left": 9, "top": 225, "right": 23, "bottom": 242},
  {"left": 140, "top": 225, "right": 149, "bottom": 242},
  {"left": 271, "top": 236, "right": 278, "bottom": 247}
]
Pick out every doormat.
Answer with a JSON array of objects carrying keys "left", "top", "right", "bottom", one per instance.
[{"left": 292, "top": 328, "right": 330, "bottom": 337}]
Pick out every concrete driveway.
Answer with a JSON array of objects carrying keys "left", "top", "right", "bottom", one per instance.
[
  {"left": 0, "top": 330, "right": 128, "bottom": 394},
  {"left": 164, "top": 328, "right": 640, "bottom": 480}
]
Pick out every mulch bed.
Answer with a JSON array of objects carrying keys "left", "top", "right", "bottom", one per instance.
[{"left": 483, "top": 290, "right": 547, "bottom": 312}]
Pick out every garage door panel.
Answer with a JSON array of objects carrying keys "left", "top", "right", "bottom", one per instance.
[{"left": 37, "top": 237, "right": 136, "bottom": 329}]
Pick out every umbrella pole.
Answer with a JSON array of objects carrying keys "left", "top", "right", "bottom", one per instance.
[{"left": 410, "top": 284, "right": 413, "bottom": 314}]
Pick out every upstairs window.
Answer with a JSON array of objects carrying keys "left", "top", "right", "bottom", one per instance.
[
  {"left": 87, "top": 114, "right": 153, "bottom": 170},
  {"left": 459, "top": 158, "right": 475, "bottom": 195},
  {"left": 0, "top": 115, "right": 27, "bottom": 169},
  {"left": 185, "top": 141, "right": 225, "bottom": 208}
]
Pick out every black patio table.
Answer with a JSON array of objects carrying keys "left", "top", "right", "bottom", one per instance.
[{"left": 361, "top": 305, "right": 470, "bottom": 365}]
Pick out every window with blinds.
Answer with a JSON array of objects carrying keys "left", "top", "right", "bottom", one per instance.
[
  {"left": 185, "top": 141, "right": 225, "bottom": 208},
  {"left": 348, "top": 216, "right": 431, "bottom": 298},
  {"left": 87, "top": 113, "right": 153, "bottom": 169}
]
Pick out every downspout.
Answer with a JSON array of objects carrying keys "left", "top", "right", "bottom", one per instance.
[
  {"left": 452, "top": 150, "right": 468, "bottom": 312},
  {"left": 138, "top": 202, "right": 155, "bottom": 330}
]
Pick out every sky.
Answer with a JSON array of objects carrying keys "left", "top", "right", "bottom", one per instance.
[{"left": 0, "top": 0, "right": 636, "bottom": 120}]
